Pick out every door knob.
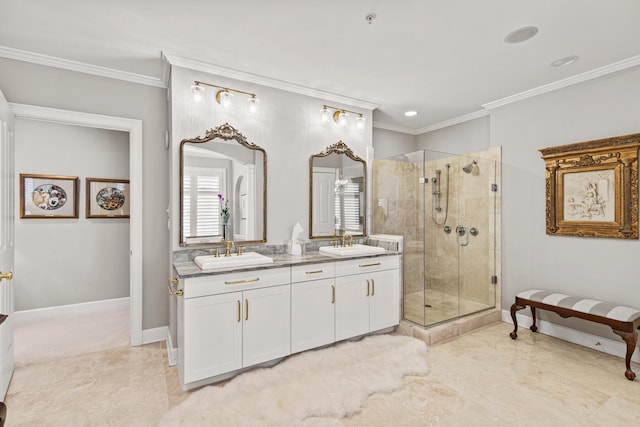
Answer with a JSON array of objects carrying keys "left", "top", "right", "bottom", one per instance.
[{"left": 0, "top": 271, "right": 13, "bottom": 281}]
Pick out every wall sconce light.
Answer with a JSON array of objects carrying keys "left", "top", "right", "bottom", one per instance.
[
  {"left": 320, "top": 105, "right": 365, "bottom": 130},
  {"left": 191, "top": 81, "right": 260, "bottom": 113}
]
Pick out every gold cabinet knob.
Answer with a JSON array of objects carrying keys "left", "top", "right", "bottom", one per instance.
[
  {"left": 169, "top": 278, "right": 179, "bottom": 285},
  {"left": 0, "top": 271, "right": 12, "bottom": 281}
]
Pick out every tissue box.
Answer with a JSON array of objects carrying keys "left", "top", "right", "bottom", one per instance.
[{"left": 285, "top": 240, "right": 304, "bottom": 256}]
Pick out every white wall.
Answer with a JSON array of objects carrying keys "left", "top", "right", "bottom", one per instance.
[
  {"left": 418, "top": 65, "right": 640, "bottom": 339},
  {"left": 169, "top": 66, "right": 373, "bottom": 250},
  {"left": 0, "top": 57, "right": 169, "bottom": 330},
  {"left": 14, "top": 120, "right": 129, "bottom": 310},
  {"left": 494, "top": 65, "right": 640, "bottom": 333},
  {"left": 372, "top": 128, "right": 417, "bottom": 159},
  {"left": 416, "top": 116, "right": 490, "bottom": 154}
]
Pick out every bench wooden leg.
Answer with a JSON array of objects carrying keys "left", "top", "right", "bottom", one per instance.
[
  {"left": 530, "top": 306, "right": 538, "bottom": 333},
  {"left": 510, "top": 303, "right": 527, "bottom": 339},
  {"left": 612, "top": 329, "right": 638, "bottom": 381}
]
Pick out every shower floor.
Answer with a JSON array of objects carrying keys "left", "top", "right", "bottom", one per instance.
[{"left": 404, "top": 289, "right": 493, "bottom": 326}]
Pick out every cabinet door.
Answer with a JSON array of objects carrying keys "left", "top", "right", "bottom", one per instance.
[
  {"left": 183, "top": 292, "right": 242, "bottom": 383},
  {"left": 369, "top": 269, "right": 400, "bottom": 332},
  {"left": 335, "top": 274, "right": 370, "bottom": 341},
  {"left": 242, "top": 285, "right": 291, "bottom": 366},
  {"left": 291, "top": 278, "right": 335, "bottom": 353}
]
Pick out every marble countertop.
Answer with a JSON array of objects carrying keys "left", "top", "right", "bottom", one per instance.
[{"left": 173, "top": 250, "right": 401, "bottom": 279}]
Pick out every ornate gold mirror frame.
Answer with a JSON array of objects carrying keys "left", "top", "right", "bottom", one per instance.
[
  {"left": 309, "top": 141, "right": 367, "bottom": 239},
  {"left": 179, "top": 123, "right": 267, "bottom": 246},
  {"left": 539, "top": 133, "right": 639, "bottom": 239}
]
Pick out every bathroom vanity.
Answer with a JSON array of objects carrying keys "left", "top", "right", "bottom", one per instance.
[{"left": 173, "top": 252, "right": 400, "bottom": 390}]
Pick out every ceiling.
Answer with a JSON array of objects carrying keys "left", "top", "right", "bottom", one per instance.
[{"left": 1, "top": 0, "right": 639, "bottom": 132}]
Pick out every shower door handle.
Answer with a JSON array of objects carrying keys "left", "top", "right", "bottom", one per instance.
[{"left": 456, "top": 226, "right": 469, "bottom": 246}]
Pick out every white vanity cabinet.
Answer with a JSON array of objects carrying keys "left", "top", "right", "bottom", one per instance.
[
  {"left": 178, "top": 267, "right": 291, "bottom": 386},
  {"left": 176, "top": 254, "right": 400, "bottom": 389},
  {"left": 334, "top": 256, "right": 400, "bottom": 341},
  {"left": 290, "top": 263, "right": 336, "bottom": 353}
]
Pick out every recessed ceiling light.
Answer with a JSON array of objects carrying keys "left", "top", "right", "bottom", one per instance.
[
  {"left": 550, "top": 55, "right": 579, "bottom": 67},
  {"left": 404, "top": 111, "right": 418, "bottom": 117},
  {"left": 504, "top": 26, "right": 539, "bottom": 44}
]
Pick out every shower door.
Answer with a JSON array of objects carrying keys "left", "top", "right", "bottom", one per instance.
[
  {"left": 422, "top": 153, "right": 497, "bottom": 326},
  {"left": 372, "top": 150, "right": 497, "bottom": 327}
]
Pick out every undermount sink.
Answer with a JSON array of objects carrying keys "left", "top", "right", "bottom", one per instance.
[
  {"left": 194, "top": 252, "right": 274, "bottom": 270},
  {"left": 319, "top": 244, "right": 385, "bottom": 257}
]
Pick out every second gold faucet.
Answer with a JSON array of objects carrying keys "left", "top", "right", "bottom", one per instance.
[{"left": 224, "top": 240, "right": 235, "bottom": 257}]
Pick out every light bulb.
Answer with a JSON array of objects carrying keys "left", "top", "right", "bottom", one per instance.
[
  {"left": 320, "top": 106, "right": 331, "bottom": 123},
  {"left": 355, "top": 115, "right": 365, "bottom": 130},
  {"left": 216, "top": 90, "right": 234, "bottom": 108},
  {"left": 191, "top": 84, "right": 205, "bottom": 104},
  {"left": 337, "top": 111, "right": 348, "bottom": 127},
  {"left": 248, "top": 96, "right": 260, "bottom": 113},
  {"left": 333, "top": 110, "right": 348, "bottom": 126}
]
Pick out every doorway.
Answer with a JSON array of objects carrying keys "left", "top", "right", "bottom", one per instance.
[{"left": 10, "top": 103, "right": 142, "bottom": 350}]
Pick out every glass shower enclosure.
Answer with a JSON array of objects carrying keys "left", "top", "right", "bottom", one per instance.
[{"left": 373, "top": 148, "right": 498, "bottom": 327}]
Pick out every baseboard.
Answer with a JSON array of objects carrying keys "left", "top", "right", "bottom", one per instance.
[
  {"left": 142, "top": 326, "right": 168, "bottom": 345},
  {"left": 166, "top": 327, "right": 177, "bottom": 366},
  {"left": 501, "top": 310, "right": 640, "bottom": 364},
  {"left": 14, "top": 297, "right": 129, "bottom": 324}
]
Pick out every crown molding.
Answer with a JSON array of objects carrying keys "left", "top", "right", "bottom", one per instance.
[
  {"left": 416, "top": 110, "right": 489, "bottom": 134},
  {"left": 372, "top": 121, "right": 419, "bottom": 135},
  {"left": 0, "top": 45, "right": 166, "bottom": 88},
  {"left": 483, "top": 55, "right": 640, "bottom": 110},
  {"left": 162, "top": 52, "right": 379, "bottom": 111}
]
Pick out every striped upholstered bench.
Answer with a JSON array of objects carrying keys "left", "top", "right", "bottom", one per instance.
[{"left": 509, "top": 290, "right": 640, "bottom": 381}]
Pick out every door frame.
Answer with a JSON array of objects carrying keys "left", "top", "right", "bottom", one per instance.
[{"left": 9, "top": 103, "right": 143, "bottom": 345}]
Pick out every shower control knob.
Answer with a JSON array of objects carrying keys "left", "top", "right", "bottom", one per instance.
[
  {"left": 470, "top": 227, "right": 479, "bottom": 236},
  {"left": 455, "top": 225, "right": 466, "bottom": 236},
  {"left": 443, "top": 226, "right": 451, "bottom": 234}
]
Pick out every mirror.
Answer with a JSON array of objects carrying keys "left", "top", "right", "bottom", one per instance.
[
  {"left": 180, "top": 123, "right": 266, "bottom": 246},
  {"left": 309, "top": 141, "right": 366, "bottom": 239}
]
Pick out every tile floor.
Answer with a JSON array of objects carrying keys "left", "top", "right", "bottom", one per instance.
[
  {"left": 5, "top": 322, "right": 640, "bottom": 426},
  {"left": 404, "top": 289, "right": 492, "bottom": 326}
]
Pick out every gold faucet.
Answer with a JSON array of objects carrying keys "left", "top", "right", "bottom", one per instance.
[
  {"left": 224, "top": 240, "right": 235, "bottom": 257},
  {"left": 340, "top": 235, "right": 346, "bottom": 248},
  {"left": 346, "top": 234, "right": 353, "bottom": 247}
]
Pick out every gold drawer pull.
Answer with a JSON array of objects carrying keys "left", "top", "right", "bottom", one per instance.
[
  {"left": 331, "top": 285, "right": 335, "bottom": 304},
  {"left": 366, "top": 279, "right": 370, "bottom": 296},
  {"left": 371, "top": 279, "right": 375, "bottom": 296},
  {"left": 237, "top": 300, "right": 241, "bottom": 322},
  {"left": 0, "top": 271, "right": 13, "bottom": 281},
  {"left": 245, "top": 299, "right": 249, "bottom": 321},
  {"left": 359, "top": 262, "right": 381, "bottom": 268},
  {"left": 305, "top": 270, "right": 323, "bottom": 275},
  {"left": 225, "top": 277, "right": 260, "bottom": 285}
]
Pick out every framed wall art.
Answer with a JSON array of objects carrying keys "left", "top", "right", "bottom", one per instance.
[
  {"left": 539, "top": 133, "right": 640, "bottom": 239},
  {"left": 20, "top": 174, "right": 79, "bottom": 219},
  {"left": 86, "top": 178, "right": 130, "bottom": 218}
]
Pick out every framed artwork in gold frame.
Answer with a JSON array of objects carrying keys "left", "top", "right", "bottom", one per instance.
[
  {"left": 20, "top": 174, "right": 79, "bottom": 219},
  {"left": 539, "top": 133, "right": 640, "bottom": 239},
  {"left": 86, "top": 178, "right": 130, "bottom": 218}
]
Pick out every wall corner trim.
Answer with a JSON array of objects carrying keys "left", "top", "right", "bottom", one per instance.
[
  {"left": 0, "top": 45, "right": 166, "bottom": 88},
  {"left": 483, "top": 55, "right": 640, "bottom": 110},
  {"left": 162, "top": 52, "right": 379, "bottom": 111}
]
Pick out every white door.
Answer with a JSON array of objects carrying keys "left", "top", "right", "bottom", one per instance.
[
  {"left": 291, "top": 278, "right": 335, "bottom": 353},
  {"left": 242, "top": 285, "right": 290, "bottom": 367},
  {"left": 312, "top": 168, "right": 336, "bottom": 236},
  {"left": 369, "top": 269, "right": 400, "bottom": 332},
  {"left": 335, "top": 274, "right": 370, "bottom": 341},
  {"left": 182, "top": 292, "right": 243, "bottom": 383},
  {"left": 0, "top": 90, "right": 15, "bottom": 400}
]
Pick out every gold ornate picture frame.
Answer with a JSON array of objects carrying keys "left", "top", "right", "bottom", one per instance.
[{"left": 539, "top": 133, "right": 639, "bottom": 239}]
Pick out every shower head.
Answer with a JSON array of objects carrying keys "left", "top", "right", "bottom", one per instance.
[{"left": 462, "top": 160, "right": 478, "bottom": 174}]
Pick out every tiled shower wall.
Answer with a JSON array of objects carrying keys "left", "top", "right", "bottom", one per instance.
[{"left": 373, "top": 147, "right": 501, "bottom": 326}]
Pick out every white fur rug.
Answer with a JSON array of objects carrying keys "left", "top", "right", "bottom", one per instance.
[{"left": 159, "top": 334, "right": 428, "bottom": 427}]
